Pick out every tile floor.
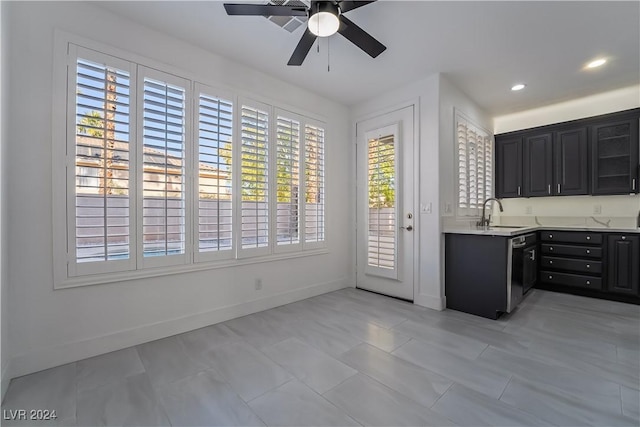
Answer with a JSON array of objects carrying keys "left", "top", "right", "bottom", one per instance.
[{"left": 2, "top": 288, "right": 639, "bottom": 426}]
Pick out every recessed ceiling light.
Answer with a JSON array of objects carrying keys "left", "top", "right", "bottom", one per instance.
[
  {"left": 586, "top": 58, "right": 607, "bottom": 69},
  {"left": 511, "top": 84, "right": 526, "bottom": 91}
]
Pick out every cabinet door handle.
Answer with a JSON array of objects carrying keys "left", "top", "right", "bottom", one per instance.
[
  {"left": 518, "top": 186, "right": 521, "bottom": 196},
  {"left": 557, "top": 184, "right": 561, "bottom": 193},
  {"left": 548, "top": 184, "right": 551, "bottom": 195},
  {"left": 633, "top": 178, "right": 637, "bottom": 191},
  {"left": 622, "top": 236, "right": 626, "bottom": 240}
]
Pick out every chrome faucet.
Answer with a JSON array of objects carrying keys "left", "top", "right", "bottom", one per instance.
[{"left": 476, "top": 198, "right": 504, "bottom": 228}]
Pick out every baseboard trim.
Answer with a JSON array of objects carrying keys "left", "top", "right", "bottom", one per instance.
[
  {"left": 8, "top": 277, "right": 350, "bottom": 379},
  {"left": 414, "top": 293, "right": 445, "bottom": 311},
  {"left": 1, "top": 360, "right": 10, "bottom": 403}
]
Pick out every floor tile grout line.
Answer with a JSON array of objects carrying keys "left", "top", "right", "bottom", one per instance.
[
  {"left": 427, "top": 380, "right": 455, "bottom": 410},
  {"left": 497, "top": 374, "right": 513, "bottom": 401}
]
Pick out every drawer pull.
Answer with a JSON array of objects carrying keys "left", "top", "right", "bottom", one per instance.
[
  {"left": 586, "top": 280, "right": 591, "bottom": 285},
  {"left": 549, "top": 260, "right": 553, "bottom": 264},
  {"left": 622, "top": 236, "right": 626, "bottom": 240},
  {"left": 586, "top": 264, "right": 590, "bottom": 268},
  {"left": 586, "top": 250, "right": 590, "bottom": 254},
  {"left": 586, "top": 236, "right": 591, "bottom": 240},
  {"left": 549, "top": 247, "right": 554, "bottom": 251},
  {"left": 549, "top": 234, "right": 553, "bottom": 239},
  {"left": 548, "top": 275, "right": 553, "bottom": 279}
]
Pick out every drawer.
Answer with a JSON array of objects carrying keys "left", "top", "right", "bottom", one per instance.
[
  {"left": 541, "top": 256, "right": 602, "bottom": 274},
  {"left": 540, "top": 231, "right": 603, "bottom": 244},
  {"left": 540, "top": 270, "right": 602, "bottom": 290},
  {"left": 541, "top": 243, "right": 602, "bottom": 258}
]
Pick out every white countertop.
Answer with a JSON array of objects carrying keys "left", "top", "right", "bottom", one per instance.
[{"left": 443, "top": 225, "right": 640, "bottom": 236}]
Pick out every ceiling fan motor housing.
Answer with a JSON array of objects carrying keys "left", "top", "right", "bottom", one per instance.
[{"left": 308, "top": 2, "right": 340, "bottom": 37}]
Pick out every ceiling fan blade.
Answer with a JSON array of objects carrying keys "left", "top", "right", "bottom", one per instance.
[
  {"left": 337, "top": 15, "right": 386, "bottom": 58},
  {"left": 223, "top": 3, "right": 307, "bottom": 16},
  {"left": 288, "top": 28, "right": 317, "bottom": 66},
  {"left": 338, "top": 1, "right": 376, "bottom": 13}
]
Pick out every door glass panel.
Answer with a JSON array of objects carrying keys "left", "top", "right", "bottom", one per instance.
[{"left": 367, "top": 134, "right": 396, "bottom": 271}]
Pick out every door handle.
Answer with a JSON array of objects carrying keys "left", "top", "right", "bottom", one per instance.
[{"left": 400, "top": 225, "right": 413, "bottom": 231}]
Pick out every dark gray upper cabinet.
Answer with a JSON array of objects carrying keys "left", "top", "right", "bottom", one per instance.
[
  {"left": 496, "top": 136, "right": 523, "bottom": 198},
  {"left": 523, "top": 133, "right": 553, "bottom": 197},
  {"left": 591, "top": 119, "right": 639, "bottom": 195},
  {"left": 554, "top": 128, "right": 589, "bottom": 195},
  {"left": 606, "top": 234, "right": 639, "bottom": 296},
  {"left": 495, "top": 108, "right": 639, "bottom": 198}
]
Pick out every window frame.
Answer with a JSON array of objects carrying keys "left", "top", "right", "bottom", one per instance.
[{"left": 53, "top": 33, "right": 329, "bottom": 289}]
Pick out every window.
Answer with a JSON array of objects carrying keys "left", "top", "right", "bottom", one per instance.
[
  {"left": 196, "top": 86, "right": 234, "bottom": 261},
  {"left": 239, "top": 103, "right": 270, "bottom": 255},
  {"left": 58, "top": 41, "right": 327, "bottom": 286},
  {"left": 304, "top": 123, "right": 325, "bottom": 246},
  {"left": 70, "top": 48, "right": 136, "bottom": 277},
  {"left": 276, "top": 113, "right": 301, "bottom": 250},
  {"left": 456, "top": 112, "right": 493, "bottom": 216},
  {"left": 139, "top": 69, "right": 189, "bottom": 268}
]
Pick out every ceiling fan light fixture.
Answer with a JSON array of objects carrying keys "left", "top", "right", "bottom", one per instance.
[{"left": 308, "top": 3, "right": 340, "bottom": 37}]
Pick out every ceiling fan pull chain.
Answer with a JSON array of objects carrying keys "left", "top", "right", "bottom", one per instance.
[{"left": 328, "top": 36, "right": 331, "bottom": 72}]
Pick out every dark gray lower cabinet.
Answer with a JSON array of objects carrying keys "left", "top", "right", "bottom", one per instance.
[
  {"left": 607, "top": 235, "right": 640, "bottom": 295},
  {"left": 445, "top": 234, "right": 509, "bottom": 319}
]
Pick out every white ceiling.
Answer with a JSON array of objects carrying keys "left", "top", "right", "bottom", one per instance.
[{"left": 95, "top": 1, "right": 639, "bottom": 115}]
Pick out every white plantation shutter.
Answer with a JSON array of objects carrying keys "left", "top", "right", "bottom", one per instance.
[
  {"left": 275, "top": 113, "right": 301, "bottom": 250},
  {"left": 138, "top": 68, "right": 189, "bottom": 267},
  {"left": 196, "top": 86, "right": 234, "bottom": 261},
  {"left": 456, "top": 112, "right": 493, "bottom": 216},
  {"left": 58, "top": 41, "right": 331, "bottom": 286},
  {"left": 69, "top": 47, "right": 136, "bottom": 277},
  {"left": 304, "top": 123, "right": 325, "bottom": 247},
  {"left": 239, "top": 103, "right": 270, "bottom": 255}
]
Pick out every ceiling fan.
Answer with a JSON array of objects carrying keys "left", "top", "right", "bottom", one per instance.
[{"left": 223, "top": 1, "right": 386, "bottom": 66}]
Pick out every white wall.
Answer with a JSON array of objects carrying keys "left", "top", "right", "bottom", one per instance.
[
  {"left": 493, "top": 85, "right": 640, "bottom": 226},
  {"left": 5, "top": 1, "right": 353, "bottom": 379},
  {"left": 1, "top": 0, "right": 10, "bottom": 399}
]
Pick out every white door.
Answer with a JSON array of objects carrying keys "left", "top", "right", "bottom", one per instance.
[{"left": 356, "top": 106, "right": 415, "bottom": 301}]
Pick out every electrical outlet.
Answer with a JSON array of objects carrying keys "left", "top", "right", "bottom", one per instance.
[
  {"left": 254, "top": 278, "right": 263, "bottom": 291},
  {"left": 525, "top": 206, "right": 533, "bottom": 215},
  {"left": 593, "top": 205, "right": 602, "bottom": 215}
]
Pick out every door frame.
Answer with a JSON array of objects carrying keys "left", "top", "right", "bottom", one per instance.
[{"left": 353, "top": 100, "right": 420, "bottom": 301}]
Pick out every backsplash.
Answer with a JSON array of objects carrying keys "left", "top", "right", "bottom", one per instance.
[{"left": 493, "top": 194, "right": 640, "bottom": 229}]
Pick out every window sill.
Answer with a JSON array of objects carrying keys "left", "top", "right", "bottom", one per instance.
[{"left": 55, "top": 248, "right": 329, "bottom": 290}]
